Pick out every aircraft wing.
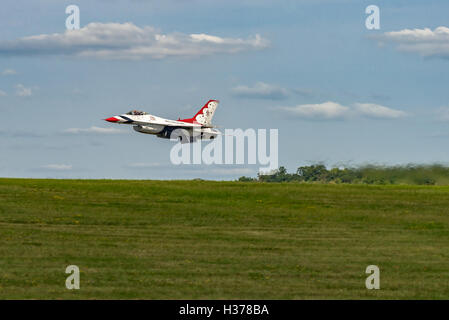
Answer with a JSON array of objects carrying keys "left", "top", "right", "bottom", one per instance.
[
  {"left": 119, "top": 115, "right": 203, "bottom": 128},
  {"left": 111, "top": 114, "right": 213, "bottom": 128},
  {"left": 132, "top": 119, "right": 201, "bottom": 128}
]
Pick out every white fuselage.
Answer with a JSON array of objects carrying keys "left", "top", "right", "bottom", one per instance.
[
  {"left": 105, "top": 100, "right": 221, "bottom": 142},
  {"left": 106, "top": 113, "right": 220, "bottom": 142}
]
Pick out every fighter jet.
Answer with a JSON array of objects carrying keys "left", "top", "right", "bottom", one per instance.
[{"left": 105, "top": 99, "right": 220, "bottom": 143}]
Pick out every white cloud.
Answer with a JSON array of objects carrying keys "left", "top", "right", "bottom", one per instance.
[
  {"left": 15, "top": 84, "right": 32, "bottom": 97},
  {"left": 0, "top": 22, "right": 269, "bottom": 60},
  {"left": 0, "top": 90, "right": 6, "bottom": 96},
  {"left": 41, "top": 164, "right": 72, "bottom": 171},
  {"left": 278, "top": 101, "right": 406, "bottom": 120},
  {"left": 354, "top": 103, "right": 407, "bottom": 119},
  {"left": 378, "top": 26, "right": 449, "bottom": 58},
  {"left": 279, "top": 101, "right": 349, "bottom": 120},
  {"left": 2, "top": 69, "right": 16, "bottom": 75},
  {"left": 64, "top": 126, "right": 126, "bottom": 134},
  {"left": 231, "top": 82, "right": 288, "bottom": 100}
]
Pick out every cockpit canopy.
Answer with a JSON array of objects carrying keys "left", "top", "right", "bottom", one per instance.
[{"left": 126, "top": 110, "right": 148, "bottom": 115}]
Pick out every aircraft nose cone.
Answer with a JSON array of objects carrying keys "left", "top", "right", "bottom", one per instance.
[{"left": 105, "top": 117, "right": 119, "bottom": 123}]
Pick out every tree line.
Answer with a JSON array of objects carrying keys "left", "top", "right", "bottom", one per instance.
[{"left": 238, "top": 164, "right": 449, "bottom": 185}]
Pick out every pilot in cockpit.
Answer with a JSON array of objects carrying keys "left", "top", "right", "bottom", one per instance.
[{"left": 126, "top": 110, "right": 147, "bottom": 116}]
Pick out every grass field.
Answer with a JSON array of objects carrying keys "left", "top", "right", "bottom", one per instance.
[{"left": 0, "top": 178, "right": 448, "bottom": 299}]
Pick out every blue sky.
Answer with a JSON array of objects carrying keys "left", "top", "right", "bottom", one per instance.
[{"left": 1, "top": 0, "right": 449, "bottom": 179}]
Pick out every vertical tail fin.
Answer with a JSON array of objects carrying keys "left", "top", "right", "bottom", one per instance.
[
  {"left": 179, "top": 99, "right": 219, "bottom": 126},
  {"left": 192, "top": 99, "right": 219, "bottom": 126}
]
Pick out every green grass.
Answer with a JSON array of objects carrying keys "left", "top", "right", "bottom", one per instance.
[{"left": 0, "top": 178, "right": 448, "bottom": 299}]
